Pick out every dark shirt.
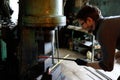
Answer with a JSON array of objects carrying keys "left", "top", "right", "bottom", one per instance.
[{"left": 96, "top": 16, "right": 120, "bottom": 71}]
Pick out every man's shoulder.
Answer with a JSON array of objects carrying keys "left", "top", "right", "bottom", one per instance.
[
  {"left": 101, "top": 15, "right": 120, "bottom": 25},
  {"left": 104, "top": 15, "right": 120, "bottom": 20}
]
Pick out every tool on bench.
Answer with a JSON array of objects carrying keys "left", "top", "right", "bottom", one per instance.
[{"left": 38, "top": 56, "right": 88, "bottom": 65}]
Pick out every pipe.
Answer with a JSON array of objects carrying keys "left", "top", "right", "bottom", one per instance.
[{"left": 20, "top": 0, "right": 66, "bottom": 28}]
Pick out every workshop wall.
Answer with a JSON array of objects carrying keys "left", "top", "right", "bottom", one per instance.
[
  {"left": 64, "top": 0, "right": 120, "bottom": 17},
  {"left": 89, "top": 0, "right": 120, "bottom": 16}
]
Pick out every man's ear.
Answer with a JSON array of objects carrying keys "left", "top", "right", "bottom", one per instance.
[
  {"left": 86, "top": 17, "right": 95, "bottom": 30},
  {"left": 86, "top": 17, "right": 94, "bottom": 24}
]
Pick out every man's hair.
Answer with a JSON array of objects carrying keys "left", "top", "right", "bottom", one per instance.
[{"left": 76, "top": 5, "right": 101, "bottom": 22}]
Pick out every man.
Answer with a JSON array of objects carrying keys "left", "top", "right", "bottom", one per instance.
[{"left": 76, "top": 5, "right": 120, "bottom": 72}]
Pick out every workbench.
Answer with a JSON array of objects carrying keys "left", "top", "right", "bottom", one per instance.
[{"left": 60, "top": 60, "right": 120, "bottom": 80}]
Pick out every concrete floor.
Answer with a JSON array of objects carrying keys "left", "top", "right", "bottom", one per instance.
[{"left": 55, "top": 48, "right": 86, "bottom": 60}]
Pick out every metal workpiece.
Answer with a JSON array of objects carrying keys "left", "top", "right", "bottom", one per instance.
[{"left": 20, "top": 0, "right": 66, "bottom": 27}]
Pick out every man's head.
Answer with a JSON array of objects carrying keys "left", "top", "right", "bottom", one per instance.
[{"left": 77, "top": 5, "right": 102, "bottom": 33}]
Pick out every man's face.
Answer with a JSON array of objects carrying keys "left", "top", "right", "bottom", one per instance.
[{"left": 78, "top": 17, "right": 95, "bottom": 33}]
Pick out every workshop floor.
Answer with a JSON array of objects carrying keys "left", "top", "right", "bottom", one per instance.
[{"left": 56, "top": 48, "right": 86, "bottom": 59}]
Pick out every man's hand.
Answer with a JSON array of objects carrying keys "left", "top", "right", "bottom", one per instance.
[{"left": 41, "top": 67, "right": 52, "bottom": 80}]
